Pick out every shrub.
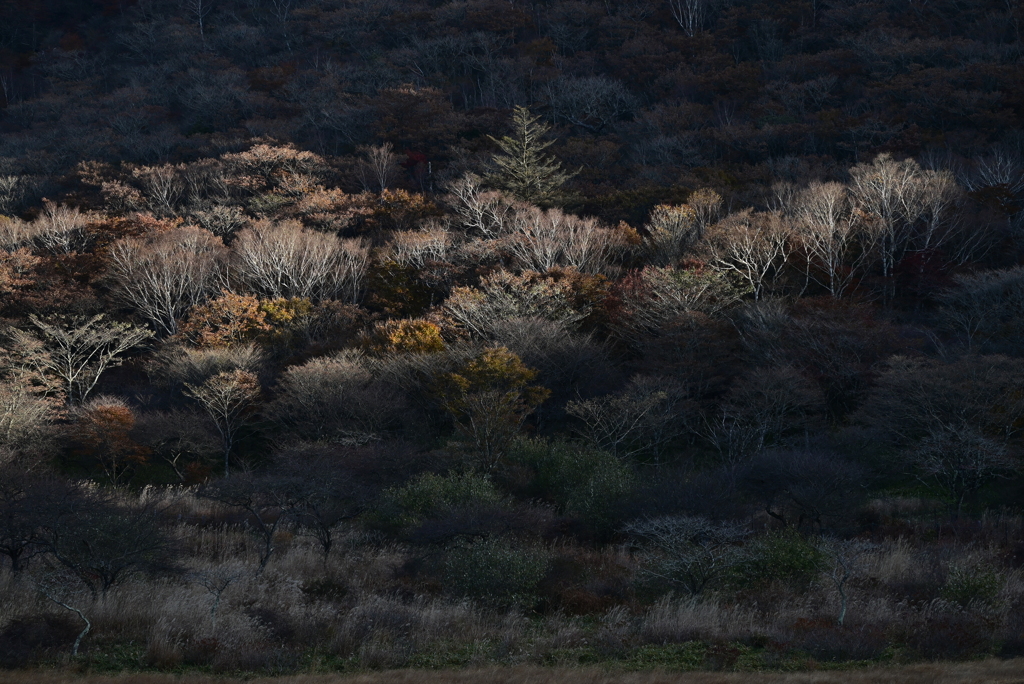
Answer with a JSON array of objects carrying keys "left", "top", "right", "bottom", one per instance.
[
  {"left": 941, "top": 563, "right": 1002, "bottom": 608},
  {"left": 730, "top": 529, "right": 825, "bottom": 593},
  {"left": 785, "top": 618, "right": 889, "bottom": 662},
  {"left": 507, "top": 438, "right": 634, "bottom": 532},
  {"left": 372, "top": 471, "right": 507, "bottom": 536},
  {"left": 443, "top": 535, "right": 551, "bottom": 608},
  {"left": 363, "top": 318, "right": 445, "bottom": 355}
]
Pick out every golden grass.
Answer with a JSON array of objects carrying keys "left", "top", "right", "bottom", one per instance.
[{"left": 3, "top": 661, "right": 1024, "bottom": 684}]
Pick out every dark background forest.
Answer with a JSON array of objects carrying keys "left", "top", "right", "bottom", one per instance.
[{"left": 3, "top": 0, "right": 1024, "bottom": 674}]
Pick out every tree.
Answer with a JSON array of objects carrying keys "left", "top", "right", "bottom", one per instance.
[
  {"left": 231, "top": 220, "right": 368, "bottom": 303},
  {"left": 37, "top": 568, "right": 92, "bottom": 658},
  {"left": 264, "top": 351, "right": 403, "bottom": 444},
  {"left": 739, "top": 449, "right": 868, "bottom": 533},
  {"left": 443, "top": 270, "right": 592, "bottom": 340},
  {"left": 544, "top": 75, "right": 637, "bottom": 133},
  {"left": 108, "top": 225, "right": 227, "bottom": 336},
  {"left": 936, "top": 267, "right": 1024, "bottom": 353},
  {"left": 791, "top": 182, "right": 860, "bottom": 298},
  {"left": 179, "top": 291, "right": 271, "bottom": 348},
  {"left": 486, "top": 106, "right": 574, "bottom": 205},
  {"left": 668, "top": 0, "right": 712, "bottom": 37},
  {"left": 199, "top": 472, "right": 302, "bottom": 570},
  {"left": 566, "top": 375, "right": 689, "bottom": 461},
  {"left": 134, "top": 409, "right": 220, "bottom": 483},
  {"left": 816, "top": 538, "right": 876, "bottom": 627},
  {"left": 41, "top": 495, "right": 175, "bottom": 599},
  {"left": 506, "top": 206, "right": 622, "bottom": 274},
  {"left": 435, "top": 347, "right": 550, "bottom": 470},
  {"left": 702, "top": 209, "right": 790, "bottom": 300},
  {"left": 32, "top": 201, "right": 86, "bottom": 255},
  {"left": 0, "top": 366, "right": 55, "bottom": 463},
  {"left": 72, "top": 397, "right": 150, "bottom": 487},
  {"left": 269, "top": 448, "right": 363, "bottom": 560},
  {"left": 699, "top": 367, "right": 824, "bottom": 466},
  {"left": 182, "top": 0, "right": 216, "bottom": 42},
  {"left": 184, "top": 370, "right": 261, "bottom": 477},
  {"left": 610, "top": 266, "right": 749, "bottom": 347},
  {"left": 8, "top": 315, "right": 153, "bottom": 405},
  {"left": 644, "top": 204, "right": 700, "bottom": 265},
  {"left": 357, "top": 142, "right": 401, "bottom": 192},
  {"left": 0, "top": 471, "right": 63, "bottom": 573},
  {"left": 910, "top": 426, "right": 1016, "bottom": 520},
  {"left": 624, "top": 514, "right": 749, "bottom": 597}
]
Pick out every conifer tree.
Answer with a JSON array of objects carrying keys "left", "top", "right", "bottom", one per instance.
[{"left": 486, "top": 106, "right": 574, "bottom": 205}]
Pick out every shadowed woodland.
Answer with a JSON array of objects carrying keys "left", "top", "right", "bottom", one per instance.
[{"left": 3, "top": 0, "right": 1024, "bottom": 675}]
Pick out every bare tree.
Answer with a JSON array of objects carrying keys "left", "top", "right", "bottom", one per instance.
[
  {"left": 645, "top": 204, "right": 699, "bottom": 265},
  {"left": 182, "top": 0, "right": 216, "bottom": 42},
  {"left": 624, "top": 515, "right": 749, "bottom": 596},
  {"left": 698, "top": 366, "right": 823, "bottom": 465},
  {"left": 566, "top": 375, "right": 689, "bottom": 461},
  {"left": 444, "top": 173, "right": 519, "bottom": 238},
  {"left": 701, "top": 210, "right": 790, "bottom": 300},
  {"left": 544, "top": 75, "right": 638, "bottom": 133},
  {"left": 40, "top": 495, "right": 175, "bottom": 599},
  {"left": 0, "top": 370, "right": 55, "bottom": 458},
  {"left": 186, "top": 561, "right": 246, "bottom": 629},
  {"left": 911, "top": 426, "right": 1016, "bottom": 520},
  {"left": 199, "top": 471, "right": 302, "bottom": 570},
  {"left": 357, "top": 142, "right": 401, "bottom": 192},
  {"left": 668, "top": 0, "right": 712, "bottom": 36},
  {"left": 264, "top": 351, "right": 401, "bottom": 444},
  {"left": 688, "top": 188, "right": 723, "bottom": 239},
  {"left": 817, "top": 538, "right": 876, "bottom": 627},
  {"left": 184, "top": 369, "right": 261, "bottom": 477},
  {"left": 849, "top": 154, "right": 930, "bottom": 299},
  {"left": 791, "top": 182, "right": 860, "bottom": 298},
  {"left": 936, "top": 267, "right": 1024, "bottom": 352},
  {"left": 132, "top": 165, "right": 186, "bottom": 216},
  {"left": 386, "top": 224, "right": 452, "bottom": 268},
  {"left": 232, "top": 220, "right": 369, "bottom": 303},
  {"left": 108, "top": 226, "right": 228, "bottom": 336},
  {"left": 8, "top": 315, "right": 153, "bottom": 405},
  {"left": 33, "top": 201, "right": 87, "bottom": 255},
  {"left": 37, "top": 570, "right": 92, "bottom": 657},
  {"left": 443, "top": 270, "right": 591, "bottom": 339},
  {"left": 507, "top": 206, "right": 621, "bottom": 274}
]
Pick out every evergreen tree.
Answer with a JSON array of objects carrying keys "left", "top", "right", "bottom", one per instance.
[{"left": 486, "top": 106, "right": 574, "bottom": 205}]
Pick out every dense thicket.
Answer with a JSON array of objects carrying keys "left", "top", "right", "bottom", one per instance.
[{"left": 3, "top": 0, "right": 1024, "bottom": 675}]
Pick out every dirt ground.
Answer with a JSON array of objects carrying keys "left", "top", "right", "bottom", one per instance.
[{"left": 2, "top": 661, "right": 1024, "bottom": 684}]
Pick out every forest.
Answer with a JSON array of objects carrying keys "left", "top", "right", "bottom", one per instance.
[{"left": 2, "top": 0, "right": 1024, "bottom": 675}]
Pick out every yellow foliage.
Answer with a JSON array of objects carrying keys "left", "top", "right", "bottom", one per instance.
[{"left": 364, "top": 318, "right": 445, "bottom": 355}]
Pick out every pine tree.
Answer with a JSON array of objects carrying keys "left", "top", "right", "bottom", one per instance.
[{"left": 486, "top": 106, "right": 574, "bottom": 205}]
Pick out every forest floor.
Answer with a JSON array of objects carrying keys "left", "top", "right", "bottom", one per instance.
[{"left": 2, "top": 661, "right": 1024, "bottom": 684}]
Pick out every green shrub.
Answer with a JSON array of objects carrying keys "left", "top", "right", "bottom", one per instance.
[
  {"left": 730, "top": 529, "right": 824, "bottom": 592},
  {"left": 507, "top": 438, "right": 634, "bottom": 530},
  {"left": 941, "top": 564, "right": 1002, "bottom": 608},
  {"left": 442, "top": 535, "right": 551, "bottom": 608},
  {"left": 371, "top": 471, "right": 506, "bottom": 535}
]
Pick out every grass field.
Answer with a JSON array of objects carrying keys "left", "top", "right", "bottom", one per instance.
[{"left": 2, "top": 661, "right": 1024, "bottom": 684}]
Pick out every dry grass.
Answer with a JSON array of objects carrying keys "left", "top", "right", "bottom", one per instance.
[{"left": 3, "top": 661, "right": 1024, "bottom": 684}]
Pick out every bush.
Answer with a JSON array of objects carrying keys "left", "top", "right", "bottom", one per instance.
[
  {"left": 941, "top": 563, "right": 1002, "bottom": 608},
  {"left": 442, "top": 535, "right": 551, "bottom": 608},
  {"left": 730, "top": 529, "right": 825, "bottom": 593},
  {"left": 372, "top": 471, "right": 508, "bottom": 536},
  {"left": 785, "top": 618, "right": 889, "bottom": 662},
  {"left": 507, "top": 438, "right": 634, "bottom": 532},
  {"left": 903, "top": 607, "right": 996, "bottom": 660}
]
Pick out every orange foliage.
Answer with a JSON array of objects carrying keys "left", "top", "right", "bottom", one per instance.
[
  {"left": 73, "top": 399, "right": 150, "bottom": 486},
  {"left": 179, "top": 291, "right": 271, "bottom": 348}
]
